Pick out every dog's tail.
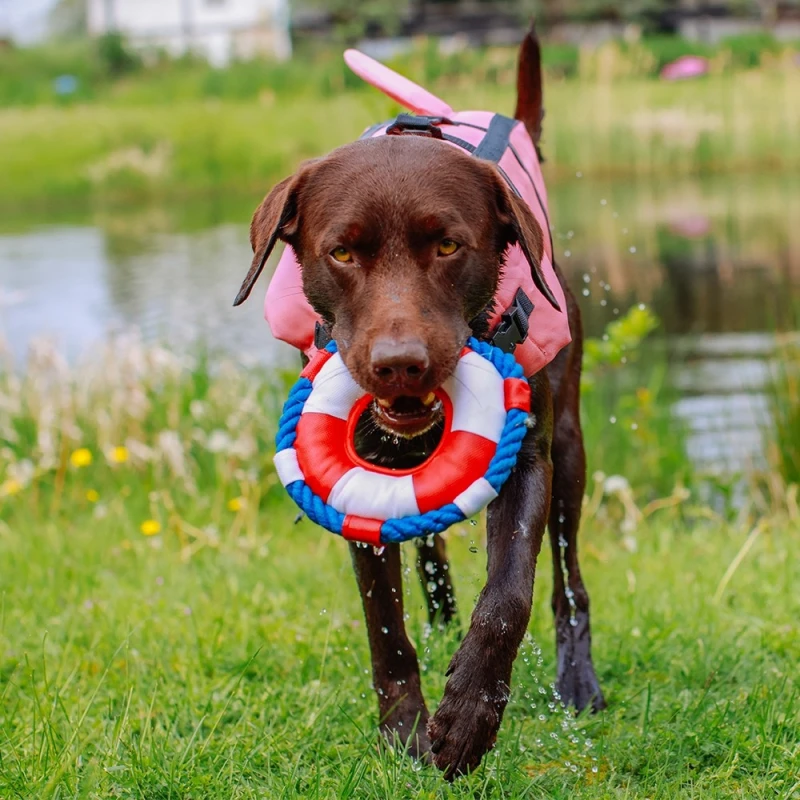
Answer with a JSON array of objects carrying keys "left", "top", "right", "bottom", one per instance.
[{"left": 514, "top": 21, "right": 545, "bottom": 154}]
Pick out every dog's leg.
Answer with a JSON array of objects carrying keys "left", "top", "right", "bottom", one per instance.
[
  {"left": 415, "top": 534, "right": 458, "bottom": 628},
  {"left": 349, "top": 542, "right": 431, "bottom": 758},
  {"left": 548, "top": 404, "right": 606, "bottom": 713},
  {"left": 428, "top": 373, "right": 553, "bottom": 780}
]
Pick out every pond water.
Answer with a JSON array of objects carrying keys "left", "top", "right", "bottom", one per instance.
[{"left": 1, "top": 173, "right": 798, "bottom": 474}]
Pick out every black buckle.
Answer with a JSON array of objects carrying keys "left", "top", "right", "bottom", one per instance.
[
  {"left": 490, "top": 288, "right": 534, "bottom": 354},
  {"left": 314, "top": 321, "right": 332, "bottom": 349},
  {"left": 385, "top": 113, "right": 450, "bottom": 140}
]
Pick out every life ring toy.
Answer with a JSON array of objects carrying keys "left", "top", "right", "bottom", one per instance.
[{"left": 273, "top": 337, "right": 531, "bottom": 546}]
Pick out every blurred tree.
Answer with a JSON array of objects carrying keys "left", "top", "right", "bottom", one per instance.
[
  {"left": 96, "top": 31, "right": 141, "bottom": 75},
  {"left": 49, "top": 0, "right": 87, "bottom": 39},
  {"left": 303, "top": 0, "right": 407, "bottom": 41},
  {"left": 294, "top": 0, "right": 790, "bottom": 35}
]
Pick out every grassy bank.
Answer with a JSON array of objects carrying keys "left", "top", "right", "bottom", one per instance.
[
  {"left": 2, "top": 67, "right": 799, "bottom": 208},
  {"left": 1, "top": 335, "right": 798, "bottom": 797},
  {"left": 2, "top": 33, "right": 797, "bottom": 108}
]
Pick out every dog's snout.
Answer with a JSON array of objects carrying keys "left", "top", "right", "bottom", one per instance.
[{"left": 370, "top": 338, "right": 430, "bottom": 389}]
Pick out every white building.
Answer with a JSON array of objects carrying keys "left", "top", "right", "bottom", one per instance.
[{"left": 87, "top": 0, "right": 291, "bottom": 67}]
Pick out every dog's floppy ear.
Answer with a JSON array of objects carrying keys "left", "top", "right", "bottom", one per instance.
[
  {"left": 489, "top": 168, "right": 561, "bottom": 312},
  {"left": 233, "top": 162, "right": 317, "bottom": 307}
]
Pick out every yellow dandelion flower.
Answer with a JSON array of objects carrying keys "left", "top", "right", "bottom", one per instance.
[
  {"left": 70, "top": 448, "right": 93, "bottom": 468},
  {"left": 86, "top": 489, "right": 100, "bottom": 503},
  {"left": 1, "top": 479, "right": 22, "bottom": 497},
  {"left": 227, "top": 497, "right": 244, "bottom": 512},
  {"left": 110, "top": 446, "right": 129, "bottom": 464},
  {"left": 140, "top": 519, "right": 161, "bottom": 536}
]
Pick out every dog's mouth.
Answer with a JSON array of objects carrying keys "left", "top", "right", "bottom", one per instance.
[{"left": 371, "top": 392, "right": 443, "bottom": 438}]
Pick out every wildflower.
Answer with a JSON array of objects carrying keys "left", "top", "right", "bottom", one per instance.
[
  {"left": 157, "top": 431, "right": 187, "bottom": 479},
  {"left": 110, "top": 446, "right": 129, "bottom": 464},
  {"left": 227, "top": 497, "right": 244, "bottom": 512},
  {"left": 7, "top": 459, "right": 34, "bottom": 486},
  {"left": 140, "top": 519, "right": 161, "bottom": 536},
  {"left": 1, "top": 478, "right": 22, "bottom": 497},
  {"left": 70, "top": 448, "right": 92, "bottom": 468},
  {"left": 603, "top": 475, "right": 631, "bottom": 495},
  {"left": 86, "top": 489, "right": 100, "bottom": 503},
  {"left": 124, "top": 439, "right": 155, "bottom": 463},
  {"left": 207, "top": 430, "right": 233, "bottom": 454}
]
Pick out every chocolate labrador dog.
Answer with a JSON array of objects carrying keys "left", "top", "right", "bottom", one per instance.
[{"left": 235, "top": 24, "right": 605, "bottom": 780}]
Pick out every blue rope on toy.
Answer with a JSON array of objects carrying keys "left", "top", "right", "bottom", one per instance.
[
  {"left": 275, "top": 341, "right": 339, "bottom": 453},
  {"left": 286, "top": 480, "right": 344, "bottom": 534},
  {"left": 275, "top": 337, "right": 529, "bottom": 544}
]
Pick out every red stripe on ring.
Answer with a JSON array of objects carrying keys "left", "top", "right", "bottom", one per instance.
[
  {"left": 300, "top": 348, "right": 335, "bottom": 382},
  {"left": 504, "top": 378, "right": 531, "bottom": 412},
  {"left": 294, "top": 413, "right": 351, "bottom": 502},
  {"left": 342, "top": 516, "right": 383, "bottom": 546},
  {"left": 413, "top": 431, "right": 496, "bottom": 514}
]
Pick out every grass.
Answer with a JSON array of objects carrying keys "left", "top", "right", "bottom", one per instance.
[
  {"left": 767, "top": 337, "right": 800, "bottom": 487},
  {"left": 1, "top": 493, "right": 798, "bottom": 798},
  {"left": 1, "top": 33, "right": 796, "bottom": 107},
  {"left": 1, "top": 60, "right": 799, "bottom": 208},
  {"left": 1, "top": 335, "right": 798, "bottom": 798}
]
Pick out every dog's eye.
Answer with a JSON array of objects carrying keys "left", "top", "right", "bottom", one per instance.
[
  {"left": 437, "top": 239, "right": 459, "bottom": 256},
  {"left": 330, "top": 246, "right": 353, "bottom": 263}
]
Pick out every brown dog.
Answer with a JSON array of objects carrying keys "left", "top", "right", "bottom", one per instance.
[{"left": 236, "top": 25, "right": 605, "bottom": 780}]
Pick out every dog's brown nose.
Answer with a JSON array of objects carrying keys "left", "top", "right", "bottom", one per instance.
[{"left": 370, "top": 338, "right": 430, "bottom": 390}]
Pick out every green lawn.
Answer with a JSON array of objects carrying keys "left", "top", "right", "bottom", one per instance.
[{"left": 1, "top": 465, "right": 798, "bottom": 797}]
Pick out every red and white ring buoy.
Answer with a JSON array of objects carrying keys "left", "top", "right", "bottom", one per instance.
[{"left": 274, "top": 343, "right": 531, "bottom": 544}]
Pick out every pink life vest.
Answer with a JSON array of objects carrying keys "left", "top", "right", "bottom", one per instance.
[{"left": 264, "top": 49, "right": 571, "bottom": 377}]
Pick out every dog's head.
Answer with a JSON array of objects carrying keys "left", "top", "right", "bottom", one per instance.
[{"left": 236, "top": 136, "right": 550, "bottom": 438}]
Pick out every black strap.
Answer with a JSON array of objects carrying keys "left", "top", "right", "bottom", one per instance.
[
  {"left": 386, "top": 113, "right": 451, "bottom": 139},
  {"left": 490, "top": 288, "right": 535, "bottom": 354},
  {"left": 314, "top": 321, "right": 332, "bottom": 350},
  {"left": 496, "top": 165, "right": 522, "bottom": 197},
  {"left": 441, "top": 134, "right": 475, "bottom": 152},
  {"left": 472, "top": 114, "right": 518, "bottom": 162}
]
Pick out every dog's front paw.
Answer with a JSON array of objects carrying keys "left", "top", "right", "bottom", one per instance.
[{"left": 427, "top": 676, "right": 508, "bottom": 780}]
